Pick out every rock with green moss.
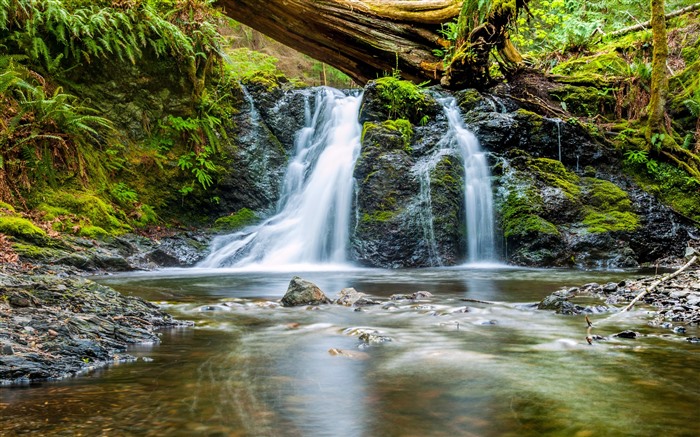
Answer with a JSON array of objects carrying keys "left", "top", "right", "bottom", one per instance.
[
  {"left": 359, "top": 78, "right": 439, "bottom": 125},
  {"left": 352, "top": 113, "right": 467, "bottom": 267},
  {"left": 0, "top": 216, "right": 49, "bottom": 245},
  {"left": 35, "top": 191, "right": 131, "bottom": 236},
  {"left": 494, "top": 153, "right": 644, "bottom": 267},
  {"left": 214, "top": 208, "right": 257, "bottom": 231}
]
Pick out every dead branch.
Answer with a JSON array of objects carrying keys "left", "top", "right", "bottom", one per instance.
[
  {"left": 620, "top": 255, "right": 697, "bottom": 312},
  {"left": 604, "top": 3, "right": 700, "bottom": 39}
]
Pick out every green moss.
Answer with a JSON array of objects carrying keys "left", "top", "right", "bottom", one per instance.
[
  {"left": 580, "top": 178, "right": 639, "bottom": 233},
  {"left": 501, "top": 191, "right": 560, "bottom": 238},
  {"left": 241, "top": 71, "right": 284, "bottom": 91},
  {"left": 456, "top": 89, "right": 483, "bottom": 112},
  {"left": 11, "top": 243, "right": 59, "bottom": 260},
  {"left": 38, "top": 204, "right": 73, "bottom": 221},
  {"left": 37, "top": 191, "right": 130, "bottom": 235},
  {"left": 624, "top": 160, "right": 700, "bottom": 222},
  {"left": 550, "top": 51, "right": 629, "bottom": 78},
  {"left": 0, "top": 216, "right": 49, "bottom": 245},
  {"left": 584, "top": 178, "right": 632, "bottom": 211},
  {"left": 214, "top": 208, "right": 257, "bottom": 231},
  {"left": 78, "top": 225, "right": 110, "bottom": 238},
  {"left": 549, "top": 84, "right": 616, "bottom": 117},
  {"left": 361, "top": 210, "right": 397, "bottom": 223},
  {"left": 361, "top": 122, "right": 379, "bottom": 143},
  {"left": 582, "top": 210, "right": 639, "bottom": 233},
  {"left": 382, "top": 119, "right": 413, "bottom": 152},
  {"left": 0, "top": 201, "right": 15, "bottom": 212},
  {"left": 131, "top": 204, "right": 159, "bottom": 227},
  {"left": 530, "top": 158, "right": 581, "bottom": 198}
]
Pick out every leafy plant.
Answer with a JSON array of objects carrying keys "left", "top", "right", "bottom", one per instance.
[{"left": 0, "top": 59, "right": 114, "bottom": 202}]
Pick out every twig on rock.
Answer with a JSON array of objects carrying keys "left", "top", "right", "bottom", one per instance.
[{"left": 620, "top": 256, "right": 697, "bottom": 313}]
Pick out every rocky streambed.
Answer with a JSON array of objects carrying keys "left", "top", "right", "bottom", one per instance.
[
  {"left": 537, "top": 261, "right": 700, "bottom": 343},
  {"left": 0, "top": 266, "right": 192, "bottom": 385}
]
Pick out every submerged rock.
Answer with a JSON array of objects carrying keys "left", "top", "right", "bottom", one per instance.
[{"left": 280, "top": 276, "right": 331, "bottom": 307}]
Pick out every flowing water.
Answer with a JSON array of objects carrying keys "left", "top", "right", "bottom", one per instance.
[
  {"left": 2, "top": 267, "right": 699, "bottom": 436},
  {"left": 200, "top": 88, "right": 362, "bottom": 268},
  {"left": 440, "top": 97, "right": 495, "bottom": 262}
]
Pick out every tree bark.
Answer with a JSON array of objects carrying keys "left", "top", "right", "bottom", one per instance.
[
  {"left": 648, "top": 0, "right": 669, "bottom": 135},
  {"left": 217, "top": 0, "right": 460, "bottom": 85}
]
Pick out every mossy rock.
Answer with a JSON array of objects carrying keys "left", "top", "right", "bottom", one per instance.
[
  {"left": 214, "top": 208, "right": 257, "bottom": 231},
  {"left": 549, "top": 84, "right": 616, "bottom": 118},
  {"left": 371, "top": 76, "right": 431, "bottom": 124},
  {"left": 0, "top": 216, "right": 49, "bottom": 245},
  {"left": 78, "top": 225, "right": 111, "bottom": 239},
  {"left": 36, "top": 191, "right": 131, "bottom": 235},
  {"left": 501, "top": 190, "right": 559, "bottom": 238},
  {"left": 0, "top": 201, "right": 16, "bottom": 212},
  {"left": 530, "top": 158, "right": 581, "bottom": 198},
  {"left": 582, "top": 210, "right": 639, "bottom": 233},
  {"left": 12, "top": 242, "right": 64, "bottom": 261},
  {"left": 550, "top": 51, "right": 629, "bottom": 78}
]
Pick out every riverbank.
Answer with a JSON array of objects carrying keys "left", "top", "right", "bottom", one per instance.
[
  {"left": 537, "top": 258, "right": 700, "bottom": 341},
  {"left": 0, "top": 263, "right": 194, "bottom": 385}
]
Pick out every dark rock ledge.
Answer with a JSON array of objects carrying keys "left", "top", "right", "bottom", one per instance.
[{"left": 0, "top": 271, "right": 192, "bottom": 385}]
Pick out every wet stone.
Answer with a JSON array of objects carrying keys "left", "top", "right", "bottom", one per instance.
[
  {"left": 602, "top": 282, "right": 618, "bottom": 293},
  {"left": 614, "top": 331, "right": 638, "bottom": 339},
  {"left": 280, "top": 276, "right": 331, "bottom": 307}
]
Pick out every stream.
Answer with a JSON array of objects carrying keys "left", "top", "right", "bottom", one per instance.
[{"left": 2, "top": 267, "right": 699, "bottom": 436}]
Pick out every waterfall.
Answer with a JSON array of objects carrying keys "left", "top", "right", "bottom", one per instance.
[
  {"left": 199, "top": 88, "right": 363, "bottom": 268},
  {"left": 439, "top": 97, "right": 495, "bottom": 263}
]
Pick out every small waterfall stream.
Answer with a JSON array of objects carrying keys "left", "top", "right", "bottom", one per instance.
[
  {"left": 439, "top": 97, "right": 496, "bottom": 263},
  {"left": 200, "top": 88, "right": 362, "bottom": 268}
]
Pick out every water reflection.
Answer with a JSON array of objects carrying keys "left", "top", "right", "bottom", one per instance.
[{"left": 2, "top": 268, "right": 698, "bottom": 436}]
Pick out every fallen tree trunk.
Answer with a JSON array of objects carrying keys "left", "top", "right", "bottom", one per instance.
[
  {"left": 217, "top": 0, "right": 529, "bottom": 88},
  {"left": 217, "top": 0, "right": 459, "bottom": 85}
]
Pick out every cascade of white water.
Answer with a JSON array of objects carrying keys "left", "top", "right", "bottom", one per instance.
[
  {"left": 439, "top": 97, "right": 495, "bottom": 263},
  {"left": 199, "top": 88, "right": 363, "bottom": 268}
]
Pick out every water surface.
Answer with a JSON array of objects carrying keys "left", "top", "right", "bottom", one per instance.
[{"left": 2, "top": 267, "right": 698, "bottom": 436}]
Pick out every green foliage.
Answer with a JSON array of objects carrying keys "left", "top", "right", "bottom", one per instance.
[
  {"left": 374, "top": 75, "right": 430, "bottom": 124},
  {"left": 213, "top": 208, "right": 257, "bottom": 231},
  {"left": 225, "top": 48, "right": 281, "bottom": 80},
  {"left": 0, "top": 58, "right": 114, "bottom": 202},
  {"left": 110, "top": 182, "right": 138, "bottom": 206},
  {"left": 512, "top": 0, "right": 695, "bottom": 54}
]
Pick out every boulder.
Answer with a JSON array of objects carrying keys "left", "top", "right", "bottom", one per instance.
[{"left": 280, "top": 276, "right": 331, "bottom": 307}]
